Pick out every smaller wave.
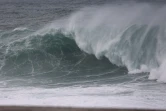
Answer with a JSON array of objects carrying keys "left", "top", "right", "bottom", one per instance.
[{"left": 13, "top": 27, "right": 28, "bottom": 32}]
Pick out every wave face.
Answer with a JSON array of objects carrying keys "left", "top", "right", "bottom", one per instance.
[
  {"left": 0, "top": 32, "right": 80, "bottom": 75},
  {"left": 1, "top": 3, "right": 166, "bottom": 84},
  {"left": 0, "top": 29, "right": 123, "bottom": 87}
]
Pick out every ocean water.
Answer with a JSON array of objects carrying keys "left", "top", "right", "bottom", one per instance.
[{"left": 0, "top": 0, "right": 166, "bottom": 109}]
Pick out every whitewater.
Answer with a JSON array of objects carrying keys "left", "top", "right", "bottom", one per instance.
[{"left": 0, "top": 0, "right": 166, "bottom": 109}]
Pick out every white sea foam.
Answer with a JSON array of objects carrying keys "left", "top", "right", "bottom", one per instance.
[
  {"left": 0, "top": 85, "right": 166, "bottom": 109},
  {"left": 13, "top": 27, "right": 28, "bottom": 32}
]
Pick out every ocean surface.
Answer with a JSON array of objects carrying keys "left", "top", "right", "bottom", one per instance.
[{"left": 0, "top": 0, "right": 166, "bottom": 109}]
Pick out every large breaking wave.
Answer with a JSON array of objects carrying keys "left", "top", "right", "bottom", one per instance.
[{"left": 1, "top": 3, "right": 166, "bottom": 83}]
